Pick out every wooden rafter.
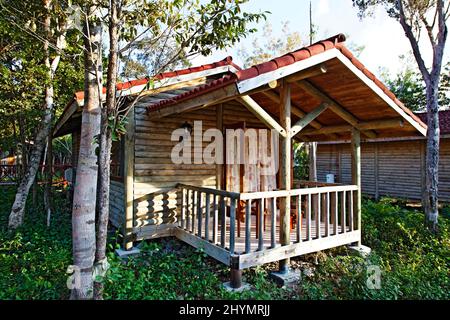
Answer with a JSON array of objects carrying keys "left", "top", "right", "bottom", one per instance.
[
  {"left": 150, "top": 84, "right": 238, "bottom": 118},
  {"left": 291, "top": 102, "right": 330, "bottom": 136},
  {"left": 285, "top": 64, "right": 328, "bottom": 83},
  {"left": 262, "top": 89, "right": 339, "bottom": 139},
  {"left": 236, "top": 95, "right": 287, "bottom": 137},
  {"left": 295, "top": 80, "right": 377, "bottom": 139},
  {"left": 262, "top": 90, "right": 322, "bottom": 129}
]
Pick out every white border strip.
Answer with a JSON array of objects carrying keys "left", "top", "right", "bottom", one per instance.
[
  {"left": 76, "top": 65, "right": 240, "bottom": 107},
  {"left": 237, "top": 49, "right": 339, "bottom": 94}
]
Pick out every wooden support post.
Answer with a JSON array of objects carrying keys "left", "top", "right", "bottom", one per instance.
[
  {"left": 216, "top": 104, "right": 223, "bottom": 190},
  {"left": 351, "top": 128, "right": 361, "bottom": 246},
  {"left": 230, "top": 268, "right": 242, "bottom": 289},
  {"left": 124, "top": 108, "right": 135, "bottom": 250},
  {"left": 279, "top": 79, "right": 291, "bottom": 273}
]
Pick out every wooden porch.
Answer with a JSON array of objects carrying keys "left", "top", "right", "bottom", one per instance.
[{"left": 174, "top": 182, "right": 360, "bottom": 270}]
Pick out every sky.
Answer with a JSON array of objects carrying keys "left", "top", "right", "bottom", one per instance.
[{"left": 191, "top": 0, "right": 450, "bottom": 78}]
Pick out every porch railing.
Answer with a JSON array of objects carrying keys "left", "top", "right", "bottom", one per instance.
[
  {"left": 238, "top": 184, "right": 359, "bottom": 253},
  {"left": 177, "top": 184, "right": 240, "bottom": 255},
  {"left": 0, "top": 164, "right": 72, "bottom": 185},
  {"left": 176, "top": 183, "right": 359, "bottom": 259}
]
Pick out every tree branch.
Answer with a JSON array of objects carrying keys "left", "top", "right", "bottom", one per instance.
[
  {"left": 431, "top": 0, "right": 448, "bottom": 80},
  {"left": 397, "top": 0, "right": 430, "bottom": 84}
]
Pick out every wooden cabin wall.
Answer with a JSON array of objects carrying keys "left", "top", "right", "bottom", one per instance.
[
  {"left": 71, "top": 130, "right": 81, "bottom": 168},
  {"left": 132, "top": 101, "right": 268, "bottom": 236},
  {"left": 110, "top": 180, "right": 125, "bottom": 228},
  {"left": 317, "top": 138, "right": 450, "bottom": 202}
]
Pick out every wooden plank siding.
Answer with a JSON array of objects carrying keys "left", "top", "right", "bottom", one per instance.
[
  {"left": 317, "top": 138, "right": 450, "bottom": 202},
  {"left": 71, "top": 129, "right": 81, "bottom": 169},
  {"left": 110, "top": 180, "right": 125, "bottom": 228},
  {"left": 133, "top": 101, "right": 269, "bottom": 231}
]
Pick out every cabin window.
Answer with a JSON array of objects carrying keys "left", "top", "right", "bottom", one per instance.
[{"left": 110, "top": 139, "right": 124, "bottom": 181}]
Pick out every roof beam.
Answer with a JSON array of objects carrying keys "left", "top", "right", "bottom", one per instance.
[
  {"left": 148, "top": 83, "right": 238, "bottom": 118},
  {"left": 295, "top": 80, "right": 377, "bottom": 139},
  {"left": 299, "top": 118, "right": 405, "bottom": 136},
  {"left": 262, "top": 89, "right": 339, "bottom": 139},
  {"left": 237, "top": 95, "right": 287, "bottom": 138},
  {"left": 285, "top": 64, "right": 327, "bottom": 83},
  {"left": 53, "top": 101, "right": 78, "bottom": 137},
  {"left": 262, "top": 90, "right": 322, "bottom": 129},
  {"left": 291, "top": 102, "right": 330, "bottom": 137}
]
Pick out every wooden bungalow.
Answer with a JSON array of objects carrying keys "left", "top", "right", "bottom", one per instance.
[
  {"left": 316, "top": 109, "right": 450, "bottom": 202},
  {"left": 53, "top": 34, "right": 427, "bottom": 289}
]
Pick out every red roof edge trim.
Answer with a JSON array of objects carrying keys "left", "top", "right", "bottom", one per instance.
[
  {"left": 147, "top": 34, "right": 348, "bottom": 112},
  {"left": 234, "top": 33, "right": 347, "bottom": 81},
  {"left": 147, "top": 74, "right": 238, "bottom": 112},
  {"left": 74, "top": 56, "right": 240, "bottom": 102}
]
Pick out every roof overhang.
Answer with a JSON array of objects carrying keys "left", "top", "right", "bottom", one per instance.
[
  {"left": 53, "top": 62, "right": 240, "bottom": 137},
  {"left": 147, "top": 44, "right": 427, "bottom": 141}
]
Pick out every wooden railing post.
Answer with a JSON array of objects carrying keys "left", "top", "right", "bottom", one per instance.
[
  {"left": 191, "top": 190, "right": 196, "bottom": 234},
  {"left": 351, "top": 128, "right": 361, "bottom": 246},
  {"left": 180, "top": 187, "right": 185, "bottom": 229},
  {"left": 229, "top": 197, "right": 237, "bottom": 254},
  {"left": 257, "top": 198, "right": 264, "bottom": 251},
  {"left": 245, "top": 199, "right": 251, "bottom": 253},
  {"left": 205, "top": 193, "right": 210, "bottom": 240},
  {"left": 213, "top": 195, "right": 218, "bottom": 244},
  {"left": 220, "top": 196, "right": 226, "bottom": 247},
  {"left": 197, "top": 191, "right": 202, "bottom": 237},
  {"left": 271, "top": 197, "right": 277, "bottom": 248}
]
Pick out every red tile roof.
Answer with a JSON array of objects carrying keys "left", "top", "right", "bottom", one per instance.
[
  {"left": 146, "top": 33, "right": 427, "bottom": 130},
  {"left": 416, "top": 110, "right": 450, "bottom": 134},
  {"left": 148, "top": 34, "right": 346, "bottom": 111},
  {"left": 73, "top": 56, "right": 240, "bottom": 102},
  {"left": 234, "top": 34, "right": 345, "bottom": 81}
]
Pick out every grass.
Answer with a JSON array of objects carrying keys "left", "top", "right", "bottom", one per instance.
[{"left": 0, "top": 186, "right": 449, "bottom": 300}]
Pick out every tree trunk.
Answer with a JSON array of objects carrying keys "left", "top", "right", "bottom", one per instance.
[
  {"left": 397, "top": 0, "right": 447, "bottom": 233},
  {"left": 8, "top": 1, "right": 59, "bottom": 229},
  {"left": 423, "top": 81, "right": 440, "bottom": 232},
  {"left": 94, "top": 0, "right": 119, "bottom": 300},
  {"left": 71, "top": 6, "right": 103, "bottom": 300},
  {"left": 44, "top": 134, "right": 53, "bottom": 226}
]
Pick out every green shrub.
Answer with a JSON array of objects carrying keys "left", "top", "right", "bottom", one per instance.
[
  {"left": 0, "top": 187, "right": 72, "bottom": 299},
  {"left": 1, "top": 185, "right": 448, "bottom": 300},
  {"left": 298, "top": 198, "right": 450, "bottom": 300}
]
